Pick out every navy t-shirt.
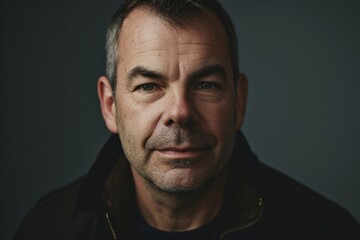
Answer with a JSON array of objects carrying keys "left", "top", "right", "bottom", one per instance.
[{"left": 135, "top": 208, "right": 224, "bottom": 240}]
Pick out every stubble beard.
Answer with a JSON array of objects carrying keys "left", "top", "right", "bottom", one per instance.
[
  {"left": 114, "top": 107, "right": 236, "bottom": 196},
  {"left": 119, "top": 128, "right": 235, "bottom": 197}
]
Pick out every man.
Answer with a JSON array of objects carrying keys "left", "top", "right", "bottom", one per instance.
[{"left": 15, "top": 0, "right": 359, "bottom": 239}]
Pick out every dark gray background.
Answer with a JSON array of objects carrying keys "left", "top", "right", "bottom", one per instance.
[{"left": 1, "top": 0, "right": 359, "bottom": 239}]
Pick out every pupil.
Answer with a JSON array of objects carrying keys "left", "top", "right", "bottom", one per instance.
[
  {"left": 143, "top": 84, "right": 153, "bottom": 90},
  {"left": 201, "top": 82, "right": 211, "bottom": 89}
]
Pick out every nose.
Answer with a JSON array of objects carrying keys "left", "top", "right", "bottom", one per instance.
[{"left": 162, "top": 90, "right": 193, "bottom": 127}]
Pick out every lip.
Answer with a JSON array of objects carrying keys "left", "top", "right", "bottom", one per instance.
[{"left": 155, "top": 147, "right": 209, "bottom": 158}]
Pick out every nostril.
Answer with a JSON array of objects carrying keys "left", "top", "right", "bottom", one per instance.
[{"left": 164, "top": 118, "right": 176, "bottom": 127}]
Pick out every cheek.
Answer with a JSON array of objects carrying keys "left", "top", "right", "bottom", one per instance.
[
  {"left": 197, "top": 98, "right": 237, "bottom": 132},
  {"left": 116, "top": 97, "right": 161, "bottom": 145}
]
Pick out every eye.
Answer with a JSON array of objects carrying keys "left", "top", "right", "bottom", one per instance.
[
  {"left": 138, "top": 83, "right": 156, "bottom": 91},
  {"left": 198, "top": 82, "right": 216, "bottom": 89}
]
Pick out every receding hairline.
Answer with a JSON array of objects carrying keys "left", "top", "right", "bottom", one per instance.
[
  {"left": 105, "top": 0, "right": 240, "bottom": 89},
  {"left": 119, "top": 6, "right": 226, "bottom": 40},
  {"left": 116, "top": 6, "right": 232, "bottom": 68}
]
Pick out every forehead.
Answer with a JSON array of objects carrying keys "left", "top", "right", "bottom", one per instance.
[
  {"left": 116, "top": 7, "right": 232, "bottom": 80},
  {"left": 122, "top": 7, "right": 225, "bottom": 35}
]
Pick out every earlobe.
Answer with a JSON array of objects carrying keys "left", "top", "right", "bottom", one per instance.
[
  {"left": 235, "top": 73, "right": 248, "bottom": 130},
  {"left": 97, "top": 76, "right": 118, "bottom": 133}
]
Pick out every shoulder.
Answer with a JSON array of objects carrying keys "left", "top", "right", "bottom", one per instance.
[
  {"left": 14, "top": 177, "right": 97, "bottom": 240},
  {"left": 255, "top": 162, "right": 360, "bottom": 238},
  {"left": 32, "top": 177, "right": 84, "bottom": 212}
]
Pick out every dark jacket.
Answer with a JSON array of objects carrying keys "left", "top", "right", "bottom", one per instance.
[{"left": 14, "top": 133, "right": 360, "bottom": 239}]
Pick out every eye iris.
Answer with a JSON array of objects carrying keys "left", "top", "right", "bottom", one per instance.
[
  {"left": 200, "top": 82, "right": 212, "bottom": 89},
  {"left": 141, "top": 84, "right": 154, "bottom": 91}
]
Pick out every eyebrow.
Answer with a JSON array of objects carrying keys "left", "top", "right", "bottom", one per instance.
[
  {"left": 188, "top": 64, "right": 227, "bottom": 82},
  {"left": 126, "top": 64, "right": 227, "bottom": 86},
  {"left": 127, "top": 66, "right": 165, "bottom": 86}
]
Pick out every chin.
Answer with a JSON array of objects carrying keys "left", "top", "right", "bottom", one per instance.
[{"left": 151, "top": 168, "right": 214, "bottom": 194}]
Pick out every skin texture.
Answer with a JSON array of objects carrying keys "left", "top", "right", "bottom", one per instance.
[{"left": 98, "top": 7, "right": 248, "bottom": 231}]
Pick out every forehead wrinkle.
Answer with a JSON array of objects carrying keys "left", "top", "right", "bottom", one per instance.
[
  {"left": 178, "top": 43, "right": 218, "bottom": 54},
  {"left": 133, "top": 49, "right": 169, "bottom": 59},
  {"left": 133, "top": 38, "right": 166, "bottom": 47},
  {"left": 176, "top": 34, "right": 224, "bottom": 55}
]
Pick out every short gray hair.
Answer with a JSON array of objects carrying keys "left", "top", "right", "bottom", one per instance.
[{"left": 105, "top": 0, "right": 239, "bottom": 89}]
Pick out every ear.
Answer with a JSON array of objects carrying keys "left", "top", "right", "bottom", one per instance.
[
  {"left": 97, "top": 76, "right": 118, "bottom": 133},
  {"left": 235, "top": 73, "right": 248, "bottom": 130}
]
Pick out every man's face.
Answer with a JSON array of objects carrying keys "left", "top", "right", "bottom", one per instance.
[{"left": 107, "top": 8, "right": 245, "bottom": 193}]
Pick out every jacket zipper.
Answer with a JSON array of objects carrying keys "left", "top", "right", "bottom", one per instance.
[
  {"left": 218, "top": 197, "right": 263, "bottom": 240},
  {"left": 106, "top": 212, "right": 118, "bottom": 240}
]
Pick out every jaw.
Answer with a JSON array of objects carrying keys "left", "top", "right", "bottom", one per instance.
[{"left": 131, "top": 165, "right": 229, "bottom": 231}]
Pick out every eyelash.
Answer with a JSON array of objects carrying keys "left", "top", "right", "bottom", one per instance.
[
  {"left": 136, "top": 83, "right": 158, "bottom": 92},
  {"left": 197, "top": 82, "right": 217, "bottom": 89},
  {"left": 135, "top": 81, "right": 219, "bottom": 93}
]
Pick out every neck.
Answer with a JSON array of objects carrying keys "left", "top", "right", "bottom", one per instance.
[{"left": 131, "top": 168, "right": 228, "bottom": 232}]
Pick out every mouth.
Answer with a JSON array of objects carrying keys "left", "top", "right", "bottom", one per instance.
[{"left": 155, "top": 146, "right": 209, "bottom": 158}]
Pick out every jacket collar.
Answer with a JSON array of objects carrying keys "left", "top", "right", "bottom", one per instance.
[
  {"left": 222, "top": 132, "right": 263, "bottom": 232},
  {"left": 73, "top": 135, "right": 121, "bottom": 216},
  {"left": 73, "top": 131, "right": 263, "bottom": 232}
]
